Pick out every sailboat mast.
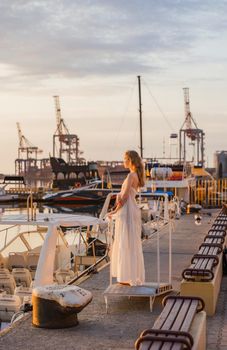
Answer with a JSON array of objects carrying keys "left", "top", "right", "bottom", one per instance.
[{"left": 137, "top": 75, "right": 143, "bottom": 158}]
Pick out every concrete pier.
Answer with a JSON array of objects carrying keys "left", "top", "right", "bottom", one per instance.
[{"left": 1, "top": 211, "right": 226, "bottom": 349}]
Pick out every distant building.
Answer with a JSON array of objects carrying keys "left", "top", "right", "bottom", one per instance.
[{"left": 214, "top": 151, "right": 227, "bottom": 178}]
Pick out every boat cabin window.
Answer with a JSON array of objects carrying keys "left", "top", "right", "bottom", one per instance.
[
  {"left": 22, "top": 232, "right": 45, "bottom": 250},
  {"left": 1, "top": 238, "right": 27, "bottom": 257},
  {"left": 69, "top": 172, "right": 76, "bottom": 179},
  {"left": 78, "top": 172, "right": 85, "bottom": 179},
  {"left": 0, "top": 225, "right": 68, "bottom": 258},
  {"left": 57, "top": 172, "right": 65, "bottom": 180}
]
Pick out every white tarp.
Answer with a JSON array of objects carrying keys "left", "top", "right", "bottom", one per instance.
[{"left": 0, "top": 213, "right": 102, "bottom": 227}]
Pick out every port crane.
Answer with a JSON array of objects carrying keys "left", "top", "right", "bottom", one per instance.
[
  {"left": 53, "top": 96, "right": 84, "bottom": 164},
  {"left": 15, "top": 123, "right": 51, "bottom": 184},
  {"left": 179, "top": 88, "right": 205, "bottom": 167},
  {"left": 17, "top": 122, "right": 43, "bottom": 159}
]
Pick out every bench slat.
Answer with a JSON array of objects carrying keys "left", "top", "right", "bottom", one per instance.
[
  {"left": 148, "top": 300, "right": 184, "bottom": 350},
  {"left": 160, "top": 300, "right": 184, "bottom": 330},
  {"left": 139, "top": 299, "right": 176, "bottom": 350},
  {"left": 161, "top": 300, "right": 198, "bottom": 350},
  {"left": 180, "top": 300, "right": 198, "bottom": 331},
  {"left": 161, "top": 299, "right": 192, "bottom": 350},
  {"left": 137, "top": 298, "right": 201, "bottom": 350},
  {"left": 152, "top": 299, "right": 176, "bottom": 329}
]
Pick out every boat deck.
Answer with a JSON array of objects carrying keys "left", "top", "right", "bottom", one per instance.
[{"left": 1, "top": 210, "right": 227, "bottom": 349}]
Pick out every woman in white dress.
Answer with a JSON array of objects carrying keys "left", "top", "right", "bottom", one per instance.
[{"left": 108, "top": 150, "right": 145, "bottom": 286}]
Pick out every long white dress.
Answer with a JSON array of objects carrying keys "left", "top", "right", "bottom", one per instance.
[{"left": 111, "top": 176, "right": 145, "bottom": 286}]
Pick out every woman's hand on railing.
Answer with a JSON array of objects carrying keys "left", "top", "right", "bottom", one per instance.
[{"left": 104, "top": 211, "right": 115, "bottom": 221}]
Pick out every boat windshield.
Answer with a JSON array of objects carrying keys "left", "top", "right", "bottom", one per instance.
[{"left": 0, "top": 225, "right": 66, "bottom": 258}]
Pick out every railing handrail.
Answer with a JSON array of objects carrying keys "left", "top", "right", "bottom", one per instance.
[
  {"left": 99, "top": 192, "right": 116, "bottom": 219},
  {"left": 189, "top": 178, "right": 227, "bottom": 208}
]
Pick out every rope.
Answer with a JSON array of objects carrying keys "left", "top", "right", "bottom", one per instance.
[{"left": 142, "top": 78, "right": 174, "bottom": 131}]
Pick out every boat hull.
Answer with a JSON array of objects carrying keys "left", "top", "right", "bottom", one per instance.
[{"left": 43, "top": 189, "right": 116, "bottom": 205}]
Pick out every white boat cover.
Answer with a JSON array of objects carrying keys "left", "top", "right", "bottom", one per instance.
[
  {"left": 0, "top": 213, "right": 102, "bottom": 227},
  {"left": 33, "top": 284, "right": 92, "bottom": 308}
]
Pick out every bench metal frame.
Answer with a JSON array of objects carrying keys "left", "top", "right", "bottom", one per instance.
[
  {"left": 181, "top": 209, "right": 227, "bottom": 315},
  {"left": 135, "top": 295, "right": 205, "bottom": 350}
]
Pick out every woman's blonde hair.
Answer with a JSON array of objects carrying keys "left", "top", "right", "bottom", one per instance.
[{"left": 125, "top": 150, "right": 145, "bottom": 187}]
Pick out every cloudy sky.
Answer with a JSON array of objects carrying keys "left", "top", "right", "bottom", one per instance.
[{"left": 1, "top": 0, "right": 227, "bottom": 173}]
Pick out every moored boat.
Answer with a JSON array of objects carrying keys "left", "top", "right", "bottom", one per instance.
[
  {"left": 145, "top": 162, "right": 195, "bottom": 202},
  {"left": 42, "top": 182, "right": 117, "bottom": 205},
  {"left": 0, "top": 187, "right": 19, "bottom": 202},
  {"left": 0, "top": 176, "right": 26, "bottom": 203},
  {"left": 50, "top": 157, "right": 100, "bottom": 190},
  {"left": 0, "top": 207, "right": 109, "bottom": 329}
]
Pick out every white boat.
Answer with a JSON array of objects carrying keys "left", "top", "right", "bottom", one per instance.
[
  {"left": 0, "top": 185, "right": 19, "bottom": 202},
  {"left": 145, "top": 164, "right": 195, "bottom": 203},
  {"left": 0, "top": 207, "right": 108, "bottom": 327},
  {"left": 42, "top": 180, "right": 115, "bottom": 204},
  {"left": 0, "top": 188, "right": 180, "bottom": 329}
]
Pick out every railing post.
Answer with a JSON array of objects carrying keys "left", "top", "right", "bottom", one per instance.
[
  {"left": 205, "top": 180, "right": 208, "bottom": 208},
  {"left": 27, "top": 190, "right": 34, "bottom": 221}
]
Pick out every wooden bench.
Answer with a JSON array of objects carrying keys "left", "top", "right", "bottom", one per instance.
[
  {"left": 204, "top": 235, "right": 225, "bottom": 246},
  {"left": 216, "top": 215, "right": 227, "bottom": 222},
  {"left": 213, "top": 216, "right": 227, "bottom": 222},
  {"left": 211, "top": 223, "right": 227, "bottom": 231},
  {"left": 215, "top": 218, "right": 227, "bottom": 223},
  {"left": 207, "top": 228, "right": 226, "bottom": 237},
  {"left": 135, "top": 295, "right": 206, "bottom": 350},
  {"left": 182, "top": 242, "right": 222, "bottom": 282},
  {"left": 181, "top": 212, "right": 227, "bottom": 315}
]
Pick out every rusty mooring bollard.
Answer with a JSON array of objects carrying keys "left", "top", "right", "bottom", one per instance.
[{"left": 32, "top": 285, "right": 92, "bottom": 328}]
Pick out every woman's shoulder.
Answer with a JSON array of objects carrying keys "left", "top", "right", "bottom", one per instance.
[
  {"left": 127, "top": 171, "right": 138, "bottom": 178},
  {"left": 127, "top": 172, "right": 139, "bottom": 183}
]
